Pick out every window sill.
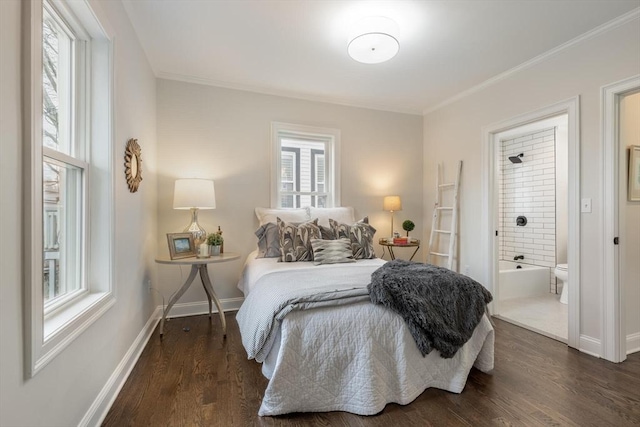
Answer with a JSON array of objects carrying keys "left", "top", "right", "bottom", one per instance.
[
  {"left": 44, "top": 291, "right": 112, "bottom": 340},
  {"left": 31, "top": 291, "right": 115, "bottom": 376}
]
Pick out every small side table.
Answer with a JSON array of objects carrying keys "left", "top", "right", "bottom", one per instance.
[
  {"left": 155, "top": 253, "right": 240, "bottom": 339},
  {"left": 379, "top": 239, "right": 420, "bottom": 261}
]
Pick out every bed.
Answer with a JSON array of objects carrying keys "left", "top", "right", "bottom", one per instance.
[{"left": 236, "top": 250, "right": 495, "bottom": 416}]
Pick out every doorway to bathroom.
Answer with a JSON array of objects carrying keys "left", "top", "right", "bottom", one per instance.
[
  {"left": 493, "top": 115, "right": 569, "bottom": 342},
  {"left": 481, "top": 98, "right": 580, "bottom": 349}
]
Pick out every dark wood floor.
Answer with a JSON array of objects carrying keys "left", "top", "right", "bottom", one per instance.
[{"left": 103, "top": 314, "right": 640, "bottom": 427}]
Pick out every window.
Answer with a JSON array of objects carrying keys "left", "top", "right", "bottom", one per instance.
[
  {"left": 271, "top": 122, "right": 340, "bottom": 209},
  {"left": 24, "top": 0, "right": 114, "bottom": 377},
  {"left": 42, "top": 5, "right": 87, "bottom": 310}
]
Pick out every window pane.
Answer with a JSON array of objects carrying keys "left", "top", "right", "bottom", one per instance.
[
  {"left": 311, "top": 195, "right": 327, "bottom": 208},
  {"left": 281, "top": 153, "right": 294, "bottom": 182},
  {"left": 43, "top": 159, "right": 83, "bottom": 303},
  {"left": 279, "top": 139, "right": 327, "bottom": 208},
  {"left": 316, "top": 155, "right": 325, "bottom": 185},
  {"left": 42, "top": 11, "right": 72, "bottom": 155},
  {"left": 281, "top": 194, "right": 294, "bottom": 208}
]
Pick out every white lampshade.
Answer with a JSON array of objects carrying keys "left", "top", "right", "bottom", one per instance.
[
  {"left": 173, "top": 179, "right": 216, "bottom": 210},
  {"left": 348, "top": 16, "right": 399, "bottom": 64},
  {"left": 383, "top": 195, "right": 402, "bottom": 212}
]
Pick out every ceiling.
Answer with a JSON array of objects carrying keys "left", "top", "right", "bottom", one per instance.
[{"left": 122, "top": 1, "right": 639, "bottom": 115}]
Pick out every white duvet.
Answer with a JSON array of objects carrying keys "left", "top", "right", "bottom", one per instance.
[{"left": 236, "top": 252, "right": 494, "bottom": 416}]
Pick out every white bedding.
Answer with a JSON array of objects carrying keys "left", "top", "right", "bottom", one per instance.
[
  {"left": 237, "top": 250, "right": 384, "bottom": 296},
  {"left": 236, "top": 252, "right": 494, "bottom": 416}
]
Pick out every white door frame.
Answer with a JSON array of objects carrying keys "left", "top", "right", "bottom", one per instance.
[
  {"left": 601, "top": 75, "right": 640, "bottom": 363},
  {"left": 481, "top": 97, "right": 580, "bottom": 349}
]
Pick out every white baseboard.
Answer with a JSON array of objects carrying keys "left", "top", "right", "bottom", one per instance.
[
  {"left": 78, "top": 297, "right": 244, "bottom": 427},
  {"left": 78, "top": 306, "right": 162, "bottom": 427},
  {"left": 163, "top": 297, "right": 244, "bottom": 318},
  {"left": 627, "top": 332, "right": 640, "bottom": 355},
  {"left": 579, "top": 334, "right": 602, "bottom": 358}
]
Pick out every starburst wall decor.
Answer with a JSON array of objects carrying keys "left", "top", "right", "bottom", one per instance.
[{"left": 124, "top": 138, "right": 142, "bottom": 192}]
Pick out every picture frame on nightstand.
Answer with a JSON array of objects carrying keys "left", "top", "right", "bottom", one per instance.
[{"left": 167, "top": 233, "right": 196, "bottom": 259}]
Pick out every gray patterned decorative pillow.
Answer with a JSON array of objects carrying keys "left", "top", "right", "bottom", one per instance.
[
  {"left": 311, "top": 238, "right": 356, "bottom": 265},
  {"left": 277, "top": 217, "right": 320, "bottom": 262},
  {"left": 319, "top": 224, "right": 336, "bottom": 240},
  {"left": 255, "top": 222, "right": 281, "bottom": 258},
  {"left": 330, "top": 216, "right": 369, "bottom": 239},
  {"left": 329, "top": 217, "right": 377, "bottom": 259}
]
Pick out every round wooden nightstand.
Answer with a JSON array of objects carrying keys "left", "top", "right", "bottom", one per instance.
[
  {"left": 378, "top": 239, "right": 420, "bottom": 261},
  {"left": 155, "top": 253, "right": 240, "bottom": 338}
]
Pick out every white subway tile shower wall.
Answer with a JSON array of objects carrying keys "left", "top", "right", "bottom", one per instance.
[{"left": 499, "top": 128, "right": 557, "bottom": 292}]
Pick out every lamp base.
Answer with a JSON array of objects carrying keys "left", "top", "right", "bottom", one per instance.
[
  {"left": 390, "top": 211, "right": 395, "bottom": 239},
  {"left": 185, "top": 208, "right": 207, "bottom": 245}
]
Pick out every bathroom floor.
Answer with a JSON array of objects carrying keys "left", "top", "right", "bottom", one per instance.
[{"left": 496, "top": 293, "right": 568, "bottom": 342}]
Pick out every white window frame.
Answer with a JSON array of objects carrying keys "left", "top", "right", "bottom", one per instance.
[
  {"left": 270, "top": 122, "right": 341, "bottom": 208},
  {"left": 23, "top": 0, "right": 115, "bottom": 378}
]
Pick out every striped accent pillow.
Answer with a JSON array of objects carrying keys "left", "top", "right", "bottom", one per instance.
[{"left": 311, "top": 238, "right": 356, "bottom": 265}]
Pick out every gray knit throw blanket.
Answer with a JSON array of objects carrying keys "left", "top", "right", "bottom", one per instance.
[{"left": 368, "top": 260, "right": 493, "bottom": 358}]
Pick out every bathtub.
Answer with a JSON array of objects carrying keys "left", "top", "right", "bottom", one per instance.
[{"left": 499, "top": 260, "right": 550, "bottom": 300}]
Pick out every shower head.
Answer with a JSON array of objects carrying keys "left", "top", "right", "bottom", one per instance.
[{"left": 508, "top": 153, "right": 524, "bottom": 164}]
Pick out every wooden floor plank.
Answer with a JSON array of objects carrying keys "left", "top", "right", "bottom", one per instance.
[{"left": 103, "top": 315, "right": 640, "bottom": 427}]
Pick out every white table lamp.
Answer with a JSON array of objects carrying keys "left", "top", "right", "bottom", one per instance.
[
  {"left": 383, "top": 195, "right": 402, "bottom": 238},
  {"left": 173, "top": 179, "right": 216, "bottom": 245}
]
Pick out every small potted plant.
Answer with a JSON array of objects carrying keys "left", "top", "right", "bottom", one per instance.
[
  {"left": 402, "top": 220, "right": 415, "bottom": 238},
  {"left": 206, "top": 233, "right": 224, "bottom": 256}
]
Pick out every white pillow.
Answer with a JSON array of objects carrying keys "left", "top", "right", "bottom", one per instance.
[
  {"left": 309, "top": 207, "right": 355, "bottom": 228},
  {"left": 255, "top": 207, "right": 309, "bottom": 226}
]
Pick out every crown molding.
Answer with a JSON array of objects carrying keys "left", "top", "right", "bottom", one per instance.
[{"left": 423, "top": 7, "right": 640, "bottom": 116}]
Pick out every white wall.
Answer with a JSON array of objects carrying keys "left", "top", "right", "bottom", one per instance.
[
  {"left": 620, "top": 91, "right": 640, "bottom": 351},
  {"left": 0, "top": 0, "right": 158, "bottom": 425},
  {"left": 423, "top": 18, "right": 640, "bottom": 350},
  {"left": 156, "top": 79, "right": 423, "bottom": 306}
]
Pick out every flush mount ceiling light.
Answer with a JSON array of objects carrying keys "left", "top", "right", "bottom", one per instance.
[{"left": 348, "top": 16, "right": 399, "bottom": 64}]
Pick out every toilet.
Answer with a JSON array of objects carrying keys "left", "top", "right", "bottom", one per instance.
[{"left": 554, "top": 264, "right": 569, "bottom": 304}]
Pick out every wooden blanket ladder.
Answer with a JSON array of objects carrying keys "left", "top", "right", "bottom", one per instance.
[{"left": 427, "top": 161, "right": 462, "bottom": 271}]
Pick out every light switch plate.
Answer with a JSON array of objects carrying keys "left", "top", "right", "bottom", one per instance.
[{"left": 581, "top": 198, "right": 592, "bottom": 213}]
